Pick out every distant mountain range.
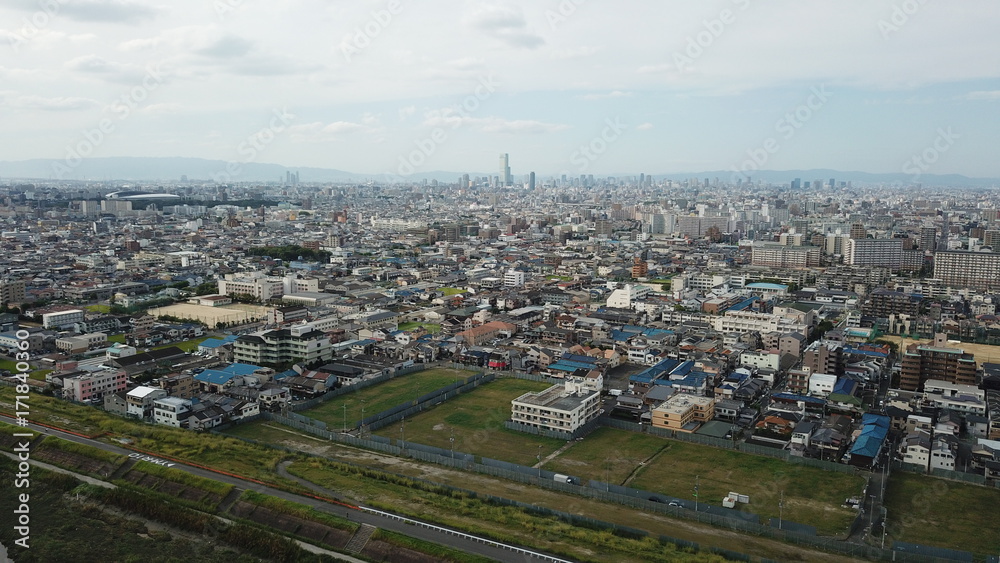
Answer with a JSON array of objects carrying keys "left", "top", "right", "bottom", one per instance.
[{"left": 0, "top": 157, "right": 996, "bottom": 187}]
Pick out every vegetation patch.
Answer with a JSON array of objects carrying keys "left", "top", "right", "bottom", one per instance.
[
  {"left": 373, "top": 377, "right": 564, "bottom": 466},
  {"left": 300, "top": 367, "right": 477, "bottom": 427},
  {"left": 884, "top": 472, "right": 1000, "bottom": 556}
]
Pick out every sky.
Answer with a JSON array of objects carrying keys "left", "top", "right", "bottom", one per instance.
[{"left": 2, "top": 0, "right": 1000, "bottom": 181}]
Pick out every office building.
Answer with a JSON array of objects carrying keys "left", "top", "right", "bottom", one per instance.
[{"left": 499, "top": 153, "right": 512, "bottom": 186}]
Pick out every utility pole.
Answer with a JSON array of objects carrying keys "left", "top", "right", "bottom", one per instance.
[
  {"left": 450, "top": 428, "right": 455, "bottom": 459},
  {"left": 342, "top": 403, "right": 347, "bottom": 433},
  {"left": 400, "top": 416, "right": 405, "bottom": 450}
]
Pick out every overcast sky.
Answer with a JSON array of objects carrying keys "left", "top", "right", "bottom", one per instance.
[{"left": 2, "top": 0, "right": 999, "bottom": 180}]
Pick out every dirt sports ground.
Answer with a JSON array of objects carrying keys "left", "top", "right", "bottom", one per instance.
[{"left": 148, "top": 303, "right": 269, "bottom": 328}]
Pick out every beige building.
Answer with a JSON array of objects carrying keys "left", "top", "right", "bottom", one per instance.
[{"left": 650, "top": 394, "right": 715, "bottom": 433}]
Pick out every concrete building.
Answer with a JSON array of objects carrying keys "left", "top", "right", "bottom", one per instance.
[
  {"left": 751, "top": 243, "right": 820, "bottom": 268},
  {"left": 510, "top": 380, "right": 601, "bottom": 434},
  {"left": 899, "top": 334, "right": 977, "bottom": 391},
  {"left": 42, "top": 309, "right": 85, "bottom": 329},
  {"left": 233, "top": 323, "right": 333, "bottom": 366},
  {"left": 932, "top": 250, "right": 1000, "bottom": 290},
  {"left": 650, "top": 394, "right": 715, "bottom": 433},
  {"left": 127, "top": 386, "right": 168, "bottom": 420},
  {"left": 153, "top": 396, "right": 193, "bottom": 427},
  {"left": 62, "top": 369, "right": 128, "bottom": 403}
]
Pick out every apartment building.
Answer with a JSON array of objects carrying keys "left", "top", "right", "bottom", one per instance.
[
  {"left": 650, "top": 394, "right": 715, "bottom": 433},
  {"left": 751, "top": 243, "right": 820, "bottom": 268},
  {"left": 62, "top": 369, "right": 128, "bottom": 403},
  {"left": 932, "top": 250, "right": 1000, "bottom": 291},
  {"left": 899, "top": 334, "right": 977, "bottom": 391},
  {"left": 510, "top": 380, "right": 601, "bottom": 434},
  {"left": 233, "top": 323, "right": 333, "bottom": 366}
]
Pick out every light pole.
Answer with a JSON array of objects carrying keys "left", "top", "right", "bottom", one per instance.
[
  {"left": 400, "top": 416, "right": 405, "bottom": 450},
  {"left": 537, "top": 445, "right": 542, "bottom": 478},
  {"left": 342, "top": 403, "right": 347, "bottom": 433},
  {"left": 361, "top": 401, "right": 366, "bottom": 438},
  {"left": 450, "top": 428, "right": 455, "bottom": 460},
  {"left": 779, "top": 490, "right": 783, "bottom": 530},
  {"left": 694, "top": 475, "right": 699, "bottom": 512}
]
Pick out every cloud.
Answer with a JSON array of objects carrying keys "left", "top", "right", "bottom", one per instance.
[
  {"left": 194, "top": 35, "right": 255, "bottom": 58},
  {"left": 964, "top": 90, "right": 1000, "bottom": 101},
  {"left": 32, "top": 0, "right": 161, "bottom": 24},
  {"left": 288, "top": 119, "right": 379, "bottom": 142},
  {"left": 579, "top": 90, "right": 632, "bottom": 101},
  {"left": 10, "top": 95, "right": 100, "bottom": 111},
  {"left": 398, "top": 105, "right": 416, "bottom": 120},
  {"left": 636, "top": 122, "right": 654, "bottom": 130},
  {"left": 421, "top": 110, "right": 567, "bottom": 134},
  {"left": 64, "top": 54, "right": 154, "bottom": 83},
  {"left": 551, "top": 46, "right": 599, "bottom": 60},
  {"left": 466, "top": 5, "right": 544, "bottom": 50}
]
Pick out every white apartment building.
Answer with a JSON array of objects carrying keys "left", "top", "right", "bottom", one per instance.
[
  {"left": 42, "top": 309, "right": 85, "bottom": 329},
  {"left": 511, "top": 380, "right": 601, "bottom": 434},
  {"left": 233, "top": 323, "right": 333, "bottom": 365},
  {"left": 127, "top": 386, "right": 168, "bottom": 420},
  {"left": 153, "top": 396, "right": 193, "bottom": 427},
  {"left": 503, "top": 269, "right": 526, "bottom": 287}
]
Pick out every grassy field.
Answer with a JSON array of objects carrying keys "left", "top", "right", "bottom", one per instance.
[
  {"left": 885, "top": 472, "right": 1000, "bottom": 556},
  {"left": 628, "top": 438, "right": 864, "bottom": 536},
  {"left": 544, "top": 427, "right": 669, "bottom": 485},
  {"left": 85, "top": 304, "right": 112, "bottom": 313},
  {"left": 440, "top": 287, "right": 466, "bottom": 296},
  {"left": 301, "top": 367, "right": 477, "bottom": 427},
  {"left": 397, "top": 321, "right": 442, "bottom": 334},
  {"left": 107, "top": 333, "right": 127, "bottom": 344},
  {"left": 374, "top": 377, "right": 565, "bottom": 466}
]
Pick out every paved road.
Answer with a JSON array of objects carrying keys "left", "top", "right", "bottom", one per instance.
[{"left": 18, "top": 421, "right": 570, "bottom": 563}]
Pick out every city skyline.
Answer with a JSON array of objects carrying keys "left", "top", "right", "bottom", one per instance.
[{"left": 2, "top": 1, "right": 1000, "bottom": 180}]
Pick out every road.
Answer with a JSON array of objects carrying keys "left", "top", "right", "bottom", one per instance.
[{"left": 18, "top": 421, "right": 571, "bottom": 563}]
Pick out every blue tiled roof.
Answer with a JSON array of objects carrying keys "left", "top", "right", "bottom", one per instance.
[
  {"left": 850, "top": 414, "right": 890, "bottom": 458},
  {"left": 629, "top": 358, "right": 680, "bottom": 383},
  {"left": 771, "top": 392, "right": 827, "bottom": 405},
  {"left": 194, "top": 369, "right": 238, "bottom": 385},
  {"left": 670, "top": 360, "right": 695, "bottom": 377},
  {"left": 221, "top": 363, "right": 263, "bottom": 375},
  {"left": 833, "top": 378, "right": 859, "bottom": 396}
]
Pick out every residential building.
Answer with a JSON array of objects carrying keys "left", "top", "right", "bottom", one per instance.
[
  {"left": 650, "top": 394, "right": 715, "bottom": 433},
  {"left": 62, "top": 369, "right": 128, "bottom": 403},
  {"left": 233, "top": 324, "right": 333, "bottom": 366},
  {"left": 510, "top": 380, "right": 601, "bottom": 434},
  {"left": 932, "top": 250, "right": 1000, "bottom": 291},
  {"left": 899, "top": 334, "right": 977, "bottom": 391},
  {"left": 126, "top": 386, "right": 167, "bottom": 420}
]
